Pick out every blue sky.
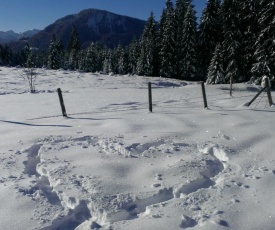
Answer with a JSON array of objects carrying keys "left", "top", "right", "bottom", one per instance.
[{"left": 0, "top": 0, "right": 207, "bottom": 33}]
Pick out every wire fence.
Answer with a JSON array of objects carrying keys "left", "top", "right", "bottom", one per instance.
[{"left": 49, "top": 82, "right": 274, "bottom": 120}]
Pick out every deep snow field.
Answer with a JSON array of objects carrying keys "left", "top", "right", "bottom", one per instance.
[{"left": 0, "top": 66, "right": 275, "bottom": 230}]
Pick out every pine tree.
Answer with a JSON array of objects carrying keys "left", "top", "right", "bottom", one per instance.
[
  {"left": 127, "top": 38, "right": 140, "bottom": 75},
  {"left": 96, "top": 43, "right": 105, "bottom": 72},
  {"left": 174, "top": 0, "right": 190, "bottom": 78},
  {"left": 24, "top": 43, "right": 34, "bottom": 68},
  {"left": 137, "top": 12, "right": 158, "bottom": 76},
  {"left": 159, "top": 0, "right": 175, "bottom": 78},
  {"left": 56, "top": 39, "right": 64, "bottom": 68},
  {"left": 103, "top": 49, "right": 113, "bottom": 74},
  {"left": 179, "top": 3, "right": 198, "bottom": 80},
  {"left": 0, "top": 44, "right": 13, "bottom": 66},
  {"left": 67, "top": 26, "right": 80, "bottom": 70},
  {"left": 239, "top": 0, "right": 260, "bottom": 81},
  {"left": 197, "top": 0, "right": 222, "bottom": 80},
  {"left": 252, "top": 0, "right": 275, "bottom": 85},
  {"left": 118, "top": 44, "right": 125, "bottom": 75},
  {"left": 112, "top": 43, "right": 125, "bottom": 75},
  {"left": 84, "top": 43, "right": 98, "bottom": 72},
  {"left": 206, "top": 43, "right": 225, "bottom": 84},
  {"left": 221, "top": 0, "right": 244, "bottom": 83},
  {"left": 67, "top": 26, "right": 80, "bottom": 53},
  {"left": 47, "top": 35, "right": 61, "bottom": 69}
]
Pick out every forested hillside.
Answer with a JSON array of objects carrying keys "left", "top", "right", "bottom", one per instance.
[{"left": 0, "top": 0, "right": 274, "bottom": 85}]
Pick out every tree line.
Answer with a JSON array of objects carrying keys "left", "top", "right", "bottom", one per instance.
[{"left": 0, "top": 0, "right": 274, "bottom": 86}]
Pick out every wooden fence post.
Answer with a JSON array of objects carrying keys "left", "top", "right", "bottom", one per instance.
[
  {"left": 201, "top": 82, "right": 208, "bottom": 109},
  {"left": 230, "top": 76, "right": 233, "bottom": 96},
  {"left": 148, "top": 82, "right": 153, "bottom": 112},
  {"left": 247, "top": 87, "right": 266, "bottom": 107},
  {"left": 265, "top": 77, "right": 273, "bottom": 106},
  {"left": 57, "top": 88, "right": 67, "bottom": 117}
]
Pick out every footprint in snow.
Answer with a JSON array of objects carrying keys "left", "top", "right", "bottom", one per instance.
[
  {"left": 221, "top": 135, "right": 230, "bottom": 140},
  {"left": 244, "top": 174, "right": 261, "bottom": 180},
  {"left": 212, "top": 218, "right": 229, "bottom": 227},
  {"left": 180, "top": 215, "right": 197, "bottom": 229},
  {"left": 152, "top": 183, "right": 161, "bottom": 188},
  {"left": 259, "top": 166, "right": 269, "bottom": 172}
]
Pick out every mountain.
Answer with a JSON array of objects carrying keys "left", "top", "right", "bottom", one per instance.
[
  {"left": 0, "top": 29, "right": 40, "bottom": 43},
  {"left": 10, "top": 9, "right": 146, "bottom": 51},
  {"left": 21, "top": 29, "right": 41, "bottom": 38}
]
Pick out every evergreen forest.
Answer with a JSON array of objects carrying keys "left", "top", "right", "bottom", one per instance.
[{"left": 0, "top": 0, "right": 274, "bottom": 86}]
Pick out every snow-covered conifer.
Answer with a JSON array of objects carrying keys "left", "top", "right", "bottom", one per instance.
[
  {"left": 48, "top": 35, "right": 62, "bottom": 69},
  {"left": 179, "top": 3, "right": 198, "bottom": 80},
  {"left": 137, "top": 12, "right": 158, "bottom": 76},
  {"left": 222, "top": 0, "right": 244, "bottom": 82},
  {"left": 159, "top": 0, "right": 175, "bottom": 78},
  {"left": 252, "top": 0, "right": 275, "bottom": 85},
  {"left": 206, "top": 43, "right": 225, "bottom": 84},
  {"left": 67, "top": 26, "right": 80, "bottom": 70},
  {"left": 174, "top": 0, "right": 191, "bottom": 78},
  {"left": 113, "top": 43, "right": 125, "bottom": 75},
  {"left": 127, "top": 38, "right": 140, "bottom": 75},
  {"left": 197, "top": 0, "right": 222, "bottom": 80},
  {"left": 84, "top": 43, "right": 98, "bottom": 72},
  {"left": 103, "top": 49, "right": 113, "bottom": 74},
  {"left": 238, "top": 0, "right": 260, "bottom": 81}
]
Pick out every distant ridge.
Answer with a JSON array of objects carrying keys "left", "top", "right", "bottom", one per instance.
[
  {"left": 0, "top": 29, "right": 40, "bottom": 43},
  {"left": 8, "top": 9, "right": 146, "bottom": 51}
]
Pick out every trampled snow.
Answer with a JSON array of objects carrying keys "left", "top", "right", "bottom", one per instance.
[{"left": 0, "top": 67, "right": 275, "bottom": 230}]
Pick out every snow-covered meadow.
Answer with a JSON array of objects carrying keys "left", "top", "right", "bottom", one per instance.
[{"left": 1, "top": 67, "right": 275, "bottom": 230}]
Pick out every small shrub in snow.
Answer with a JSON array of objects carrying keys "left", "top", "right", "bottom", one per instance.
[{"left": 18, "top": 67, "right": 40, "bottom": 93}]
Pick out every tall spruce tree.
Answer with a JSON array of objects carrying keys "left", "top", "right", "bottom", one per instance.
[
  {"left": 180, "top": 3, "right": 198, "bottom": 80},
  {"left": 118, "top": 45, "right": 125, "bottom": 75},
  {"left": 239, "top": 0, "right": 260, "bottom": 81},
  {"left": 24, "top": 43, "right": 34, "bottom": 68},
  {"left": 137, "top": 12, "right": 158, "bottom": 76},
  {"left": 221, "top": 0, "right": 244, "bottom": 83},
  {"left": 47, "top": 35, "right": 63, "bottom": 69},
  {"left": 174, "top": 0, "right": 189, "bottom": 78},
  {"left": 67, "top": 26, "right": 80, "bottom": 70},
  {"left": 206, "top": 43, "right": 225, "bottom": 84},
  {"left": 56, "top": 39, "right": 64, "bottom": 68},
  {"left": 127, "top": 38, "right": 140, "bottom": 74},
  {"left": 0, "top": 44, "right": 13, "bottom": 66},
  {"left": 159, "top": 0, "right": 175, "bottom": 78},
  {"left": 83, "top": 43, "right": 98, "bottom": 72},
  {"left": 112, "top": 43, "right": 125, "bottom": 75},
  {"left": 252, "top": 0, "right": 275, "bottom": 85},
  {"left": 197, "top": 0, "right": 222, "bottom": 81},
  {"left": 103, "top": 49, "right": 113, "bottom": 74},
  {"left": 136, "top": 43, "right": 146, "bottom": 75}
]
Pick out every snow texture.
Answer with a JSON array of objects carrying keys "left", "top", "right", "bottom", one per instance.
[{"left": 0, "top": 67, "right": 275, "bottom": 230}]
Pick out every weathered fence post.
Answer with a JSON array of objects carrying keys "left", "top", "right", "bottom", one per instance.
[
  {"left": 201, "top": 82, "right": 208, "bottom": 109},
  {"left": 265, "top": 77, "right": 273, "bottom": 106},
  {"left": 247, "top": 87, "right": 266, "bottom": 107},
  {"left": 57, "top": 88, "right": 67, "bottom": 117},
  {"left": 230, "top": 76, "right": 233, "bottom": 96},
  {"left": 148, "top": 82, "right": 153, "bottom": 112}
]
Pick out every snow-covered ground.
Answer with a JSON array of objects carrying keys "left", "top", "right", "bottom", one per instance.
[{"left": 1, "top": 67, "right": 275, "bottom": 230}]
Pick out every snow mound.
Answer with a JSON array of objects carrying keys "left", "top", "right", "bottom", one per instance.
[{"left": 198, "top": 144, "right": 229, "bottom": 162}]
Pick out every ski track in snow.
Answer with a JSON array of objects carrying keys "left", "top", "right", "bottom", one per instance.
[{"left": 1, "top": 134, "right": 246, "bottom": 229}]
